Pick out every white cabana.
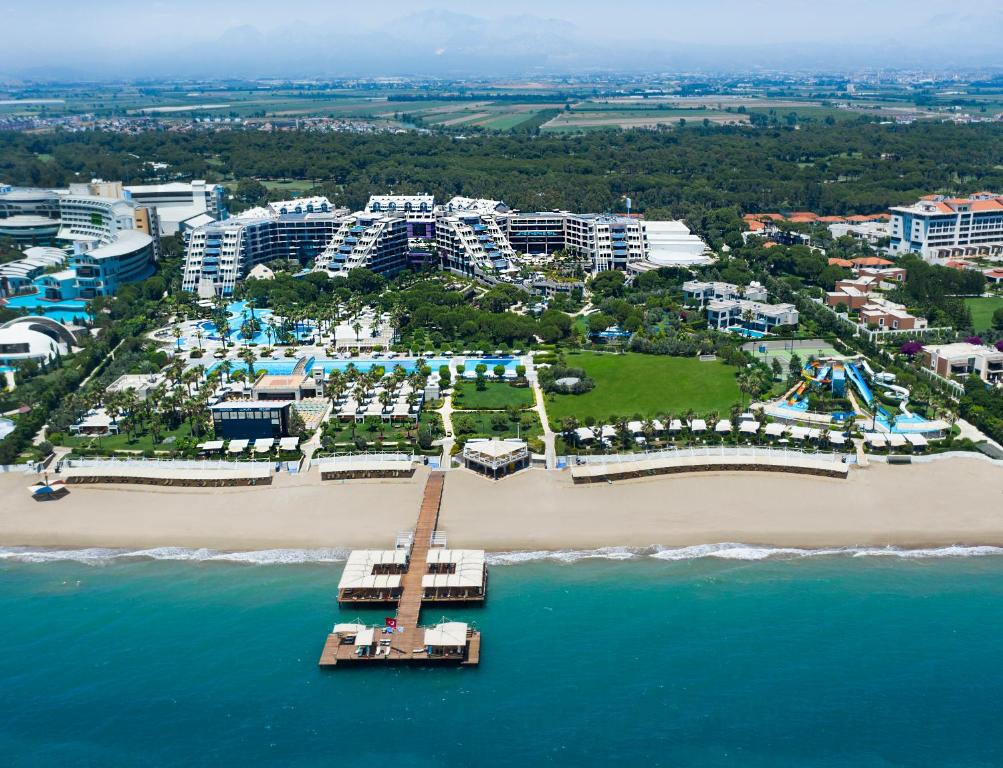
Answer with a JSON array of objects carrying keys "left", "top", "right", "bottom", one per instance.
[
  {"left": 827, "top": 431, "right": 847, "bottom": 445},
  {"left": 689, "top": 419, "right": 707, "bottom": 433},
  {"left": 669, "top": 419, "right": 684, "bottom": 432},
  {"left": 888, "top": 433, "right": 907, "bottom": 448},
  {"left": 807, "top": 428, "right": 823, "bottom": 440},
  {"left": 253, "top": 437, "right": 274, "bottom": 453},
  {"left": 866, "top": 433, "right": 887, "bottom": 448},
  {"left": 353, "top": 628, "right": 375, "bottom": 647},
  {"left": 739, "top": 420, "right": 760, "bottom": 434},
  {"left": 333, "top": 622, "right": 366, "bottom": 635},
  {"left": 764, "top": 422, "right": 786, "bottom": 437},
  {"left": 278, "top": 436, "right": 300, "bottom": 451},
  {"left": 198, "top": 440, "right": 225, "bottom": 452},
  {"left": 789, "top": 425, "right": 811, "bottom": 441},
  {"left": 227, "top": 439, "right": 249, "bottom": 453},
  {"left": 423, "top": 622, "right": 469, "bottom": 648},
  {"left": 714, "top": 419, "right": 732, "bottom": 434},
  {"left": 905, "top": 433, "right": 928, "bottom": 447}
]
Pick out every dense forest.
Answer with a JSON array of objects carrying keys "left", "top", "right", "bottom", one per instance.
[{"left": 3, "top": 122, "right": 1003, "bottom": 245}]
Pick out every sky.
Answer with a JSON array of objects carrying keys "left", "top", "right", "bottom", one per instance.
[{"left": 2, "top": 0, "right": 1001, "bottom": 80}]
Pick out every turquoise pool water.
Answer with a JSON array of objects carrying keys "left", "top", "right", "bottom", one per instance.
[
  {"left": 3, "top": 294, "right": 91, "bottom": 324},
  {"left": 211, "top": 356, "right": 517, "bottom": 378}
]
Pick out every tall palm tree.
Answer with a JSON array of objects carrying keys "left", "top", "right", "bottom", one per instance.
[
  {"left": 218, "top": 359, "right": 233, "bottom": 384},
  {"left": 239, "top": 348, "right": 257, "bottom": 381}
]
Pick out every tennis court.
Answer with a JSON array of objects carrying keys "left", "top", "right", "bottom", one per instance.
[{"left": 741, "top": 338, "right": 844, "bottom": 367}]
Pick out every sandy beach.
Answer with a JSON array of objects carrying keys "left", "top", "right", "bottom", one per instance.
[{"left": 2, "top": 458, "right": 1002, "bottom": 552}]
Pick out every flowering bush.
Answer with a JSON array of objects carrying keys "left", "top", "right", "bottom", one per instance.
[{"left": 899, "top": 341, "right": 924, "bottom": 357}]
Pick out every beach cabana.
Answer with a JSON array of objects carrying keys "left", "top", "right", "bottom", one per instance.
[
  {"left": 905, "top": 433, "right": 928, "bottom": 448},
  {"left": 865, "top": 433, "right": 887, "bottom": 448},
  {"left": 888, "top": 433, "right": 907, "bottom": 449},
  {"left": 227, "top": 439, "right": 249, "bottom": 454},
  {"left": 807, "top": 428, "right": 822, "bottom": 441},
  {"left": 198, "top": 439, "right": 225, "bottom": 454},
  {"left": 827, "top": 432, "right": 847, "bottom": 445},
  {"left": 668, "top": 419, "right": 684, "bottom": 433},
  {"left": 278, "top": 436, "right": 299, "bottom": 452},
  {"left": 689, "top": 419, "right": 707, "bottom": 433},
  {"left": 739, "top": 420, "right": 760, "bottom": 435},
  {"left": 28, "top": 480, "right": 67, "bottom": 500},
  {"left": 253, "top": 437, "right": 274, "bottom": 454},
  {"left": 714, "top": 419, "right": 732, "bottom": 434},
  {"left": 789, "top": 426, "right": 810, "bottom": 441},
  {"left": 764, "top": 422, "right": 786, "bottom": 438},
  {"left": 424, "top": 622, "right": 469, "bottom": 657}
]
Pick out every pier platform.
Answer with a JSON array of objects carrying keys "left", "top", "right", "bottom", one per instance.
[{"left": 318, "top": 472, "right": 483, "bottom": 668}]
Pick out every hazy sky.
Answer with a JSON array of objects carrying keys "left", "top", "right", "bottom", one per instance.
[{"left": 3, "top": 0, "right": 1001, "bottom": 79}]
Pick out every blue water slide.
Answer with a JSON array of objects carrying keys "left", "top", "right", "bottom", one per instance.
[{"left": 845, "top": 363, "right": 874, "bottom": 406}]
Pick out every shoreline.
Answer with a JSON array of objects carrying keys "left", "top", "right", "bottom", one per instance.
[{"left": 1, "top": 458, "right": 1002, "bottom": 553}]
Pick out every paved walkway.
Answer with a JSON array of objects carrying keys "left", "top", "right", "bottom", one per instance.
[
  {"left": 530, "top": 372, "right": 556, "bottom": 469},
  {"left": 437, "top": 391, "right": 456, "bottom": 470}
]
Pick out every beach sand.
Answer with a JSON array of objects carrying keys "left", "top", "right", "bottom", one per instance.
[{"left": 1, "top": 459, "right": 1002, "bottom": 552}]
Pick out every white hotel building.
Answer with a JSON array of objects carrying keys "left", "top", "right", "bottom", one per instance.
[{"left": 889, "top": 193, "right": 1003, "bottom": 260}]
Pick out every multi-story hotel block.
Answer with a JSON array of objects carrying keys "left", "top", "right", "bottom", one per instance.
[
  {"left": 436, "top": 213, "right": 515, "bottom": 277},
  {"left": 313, "top": 213, "right": 410, "bottom": 278},
  {"left": 889, "top": 193, "right": 1003, "bottom": 260},
  {"left": 365, "top": 195, "right": 435, "bottom": 240},
  {"left": 0, "top": 184, "right": 156, "bottom": 300},
  {"left": 182, "top": 203, "right": 357, "bottom": 296}
]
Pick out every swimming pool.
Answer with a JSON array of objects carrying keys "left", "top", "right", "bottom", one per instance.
[
  {"left": 210, "top": 356, "right": 517, "bottom": 378},
  {"left": 3, "top": 294, "right": 92, "bottom": 324},
  {"left": 727, "top": 326, "right": 767, "bottom": 339}
]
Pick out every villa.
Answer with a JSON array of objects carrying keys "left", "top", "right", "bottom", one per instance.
[
  {"left": 922, "top": 343, "right": 1003, "bottom": 384},
  {"left": 705, "top": 298, "right": 799, "bottom": 334},
  {"left": 682, "top": 279, "right": 769, "bottom": 306}
]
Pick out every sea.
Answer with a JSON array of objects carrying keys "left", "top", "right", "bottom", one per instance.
[{"left": 2, "top": 545, "right": 1002, "bottom": 767}]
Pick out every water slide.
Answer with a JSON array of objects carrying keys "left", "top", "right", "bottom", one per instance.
[
  {"left": 845, "top": 363, "right": 874, "bottom": 406},
  {"left": 788, "top": 381, "right": 807, "bottom": 405},
  {"left": 859, "top": 359, "right": 877, "bottom": 379}
]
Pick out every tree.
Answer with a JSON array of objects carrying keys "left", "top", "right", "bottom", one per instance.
[
  {"left": 788, "top": 353, "right": 803, "bottom": 383},
  {"left": 993, "top": 307, "right": 1003, "bottom": 331}
]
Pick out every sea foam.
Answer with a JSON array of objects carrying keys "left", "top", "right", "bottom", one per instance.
[{"left": 1, "top": 543, "right": 1001, "bottom": 566}]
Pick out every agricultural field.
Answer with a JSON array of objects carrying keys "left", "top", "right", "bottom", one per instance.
[{"left": 545, "top": 352, "right": 742, "bottom": 426}]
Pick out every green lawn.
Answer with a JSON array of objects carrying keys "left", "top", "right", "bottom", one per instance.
[
  {"left": 452, "top": 381, "right": 534, "bottom": 410},
  {"left": 452, "top": 410, "right": 541, "bottom": 441},
  {"left": 545, "top": 352, "right": 741, "bottom": 426},
  {"left": 55, "top": 422, "right": 196, "bottom": 452},
  {"left": 965, "top": 297, "right": 1003, "bottom": 332}
]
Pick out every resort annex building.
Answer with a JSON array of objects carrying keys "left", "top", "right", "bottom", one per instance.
[{"left": 889, "top": 193, "right": 1003, "bottom": 260}]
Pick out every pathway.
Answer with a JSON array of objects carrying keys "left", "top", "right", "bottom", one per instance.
[
  {"left": 437, "top": 391, "right": 456, "bottom": 470},
  {"left": 530, "top": 370, "right": 556, "bottom": 469}
]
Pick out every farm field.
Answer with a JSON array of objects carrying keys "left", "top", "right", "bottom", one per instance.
[{"left": 545, "top": 352, "right": 741, "bottom": 426}]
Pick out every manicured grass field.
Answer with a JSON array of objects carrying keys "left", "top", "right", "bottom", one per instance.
[
  {"left": 452, "top": 410, "right": 541, "bottom": 441},
  {"left": 452, "top": 381, "right": 534, "bottom": 410},
  {"left": 965, "top": 297, "right": 1003, "bottom": 332},
  {"left": 56, "top": 422, "right": 196, "bottom": 453},
  {"left": 545, "top": 352, "right": 741, "bottom": 426}
]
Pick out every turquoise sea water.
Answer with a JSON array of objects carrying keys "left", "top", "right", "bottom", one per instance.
[{"left": 2, "top": 554, "right": 1002, "bottom": 766}]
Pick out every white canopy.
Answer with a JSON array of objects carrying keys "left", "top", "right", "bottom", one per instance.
[
  {"left": 253, "top": 438, "right": 274, "bottom": 453},
  {"left": 715, "top": 419, "right": 732, "bottom": 433},
  {"left": 227, "top": 439, "right": 248, "bottom": 453},
  {"left": 333, "top": 622, "right": 366, "bottom": 635},
  {"left": 354, "top": 628, "right": 375, "bottom": 647},
  {"left": 199, "top": 440, "right": 225, "bottom": 451},
  {"left": 905, "top": 433, "right": 928, "bottom": 447},
  {"left": 278, "top": 436, "right": 299, "bottom": 451},
  {"left": 689, "top": 419, "right": 707, "bottom": 432},
  {"left": 866, "top": 433, "right": 887, "bottom": 447},
  {"left": 888, "top": 433, "right": 907, "bottom": 448},
  {"left": 789, "top": 426, "right": 810, "bottom": 441},
  {"left": 739, "top": 421, "right": 760, "bottom": 434},
  {"left": 764, "top": 422, "right": 786, "bottom": 437},
  {"left": 423, "top": 622, "right": 469, "bottom": 648},
  {"left": 827, "top": 431, "right": 847, "bottom": 445},
  {"left": 669, "top": 419, "right": 684, "bottom": 432}
]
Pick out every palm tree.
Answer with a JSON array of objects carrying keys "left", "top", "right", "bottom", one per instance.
[
  {"left": 239, "top": 348, "right": 257, "bottom": 381},
  {"left": 218, "top": 360, "right": 233, "bottom": 384},
  {"left": 562, "top": 416, "right": 580, "bottom": 446},
  {"left": 642, "top": 418, "right": 656, "bottom": 446},
  {"left": 194, "top": 328, "right": 204, "bottom": 352},
  {"left": 172, "top": 325, "right": 183, "bottom": 352}
]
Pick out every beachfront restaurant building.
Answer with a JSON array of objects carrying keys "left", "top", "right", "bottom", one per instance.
[
  {"left": 209, "top": 400, "right": 292, "bottom": 440},
  {"left": 461, "top": 438, "right": 530, "bottom": 478}
]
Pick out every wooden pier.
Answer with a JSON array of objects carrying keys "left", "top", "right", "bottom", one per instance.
[{"left": 318, "top": 472, "right": 482, "bottom": 668}]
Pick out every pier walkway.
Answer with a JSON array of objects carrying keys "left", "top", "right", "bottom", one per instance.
[{"left": 318, "top": 471, "right": 482, "bottom": 667}]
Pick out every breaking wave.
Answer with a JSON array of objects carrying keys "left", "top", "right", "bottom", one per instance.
[{"left": 1, "top": 543, "right": 1002, "bottom": 566}]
